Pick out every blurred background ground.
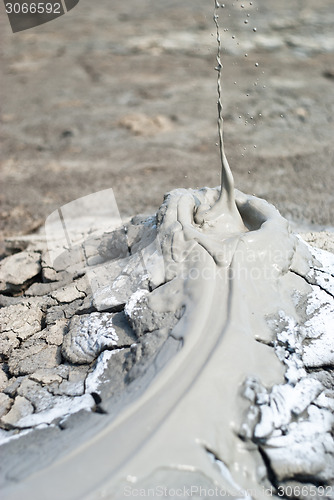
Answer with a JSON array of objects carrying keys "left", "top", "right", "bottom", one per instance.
[{"left": 1, "top": 0, "right": 334, "bottom": 253}]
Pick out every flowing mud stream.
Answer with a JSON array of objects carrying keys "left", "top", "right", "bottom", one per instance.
[
  {"left": 195, "top": 0, "right": 246, "bottom": 234},
  {"left": 2, "top": 2, "right": 334, "bottom": 500}
]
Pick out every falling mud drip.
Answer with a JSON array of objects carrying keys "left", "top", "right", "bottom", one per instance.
[{"left": 195, "top": 1, "right": 246, "bottom": 236}]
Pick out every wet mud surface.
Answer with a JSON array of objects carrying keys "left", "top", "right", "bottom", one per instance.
[
  {"left": 1, "top": 0, "right": 334, "bottom": 247},
  {"left": 0, "top": 187, "right": 334, "bottom": 499}
]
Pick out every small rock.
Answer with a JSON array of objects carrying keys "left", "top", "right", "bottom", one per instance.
[
  {"left": 0, "top": 369, "right": 8, "bottom": 391},
  {"left": 0, "top": 393, "right": 12, "bottom": 419},
  {"left": 62, "top": 311, "right": 135, "bottom": 364},
  {"left": 85, "top": 349, "right": 129, "bottom": 401},
  {"left": 0, "top": 295, "right": 24, "bottom": 308},
  {"left": 45, "top": 305, "right": 66, "bottom": 325},
  {"left": 242, "top": 377, "right": 268, "bottom": 404},
  {"left": 29, "top": 369, "right": 63, "bottom": 385},
  {"left": 8, "top": 342, "right": 61, "bottom": 376},
  {"left": 291, "top": 378, "right": 324, "bottom": 415},
  {"left": 41, "top": 253, "right": 63, "bottom": 282},
  {"left": 88, "top": 252, "right": 149, "bottom": 311},
  {"left": 17, "top": 394, "right": 95, "bottom": 428},
  {"left": 0, "top": 303, "right": 43, "bottom": 350},
  {"left": 74, "top": 295, "right": 95, "bottom": 315},
  {"left": 52, "top": 366, "right": 88, "bottom": 397},
  {"left": 62, "top": 299, "right": 86, "bottom": 319},
  {"left": 125, "top": 329, "right": 172, "bottom": 383},
  {"left": 51, "top": 282, "right": 86, "bottom": 304},
  {"left": 17, "top": 379, "right": 55, "bottom": 413},
  {"left": 41, "top": 319, "right": 67, "bottom": 346},
  {"left": 82, "top": 236, "right": 106, "bottom": 267},
  {"left": 314, "top": 391, "right": 334, "bottom": 412},
  {"left": 0, "top": 251, "right": 41, "bottom": 292},
  {"left": 57, "top": 379, "right": 85, "bottom": 397},
  {"left": 51, "top": 243, "right": 85, "bottom": 275},
  {"left": 25, "top": 281, "right": 60, "bottom": 296},
  {"left": 0, "top": 330, "right": 19, "bottom": 357},
  {"left": 0, "top": 395, "right": 34, "bottom": 429},
  {"left": 3, "top": 377, "right": 24, "bottom": 397},
  {"left": 263, "top": 435, "right": 334, "bottom": 483},
  {"left": 68, "top": 366, "right": 89, "bottom": 383},
  {"left": 125, "top": 283, "right": 184, "bottom": 337}
]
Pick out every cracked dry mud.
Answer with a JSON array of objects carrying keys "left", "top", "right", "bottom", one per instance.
[
  {"left": 0, "top": 213, "right": 174, "bottom": 435},
  {"left": 241, "top": 242, "right": 334, "bottom": 492},
  {"left": 0, "top": 188, "right": 334, "bottom": 500}
]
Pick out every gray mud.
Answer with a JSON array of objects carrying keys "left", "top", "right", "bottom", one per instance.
[
  {"left": 1, "top": 186, "right": 334, "bottom": 500},
  {"left": 1, "top": 0, "right": 334, "bottom": 498}
]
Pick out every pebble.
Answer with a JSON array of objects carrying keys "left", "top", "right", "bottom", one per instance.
[{"left": 0, "top": 251, "right": 41, "bottom": 292}]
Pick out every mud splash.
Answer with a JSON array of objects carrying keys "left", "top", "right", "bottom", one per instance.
[{"left": 195, "top": 1, "right": 245, "bottom": 236}]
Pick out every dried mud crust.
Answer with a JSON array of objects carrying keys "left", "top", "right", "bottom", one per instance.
[
  {"left": 0, "top": 212, "right": 182, "bottom": 438},
  {"left": 240, "top": 242, "right": 334, "bottom": 494}
]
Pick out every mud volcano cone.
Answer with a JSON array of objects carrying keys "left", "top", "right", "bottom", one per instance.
[{"left": 1, "top": 186, "right": 334, "bottom": 499}]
